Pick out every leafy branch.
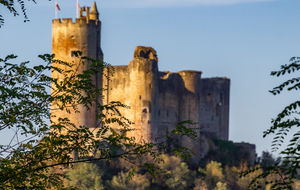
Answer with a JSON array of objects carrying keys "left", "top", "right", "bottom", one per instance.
[
  {"left": 0, "top": 52, "right": 200, "bottom": 189},
  {"left": 243, "top": 57, "right": 300, "bottom": 189}
]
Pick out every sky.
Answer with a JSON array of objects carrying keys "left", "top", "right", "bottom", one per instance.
[{"left": 1, "top": 0, "right": 300, "bottom": 157}]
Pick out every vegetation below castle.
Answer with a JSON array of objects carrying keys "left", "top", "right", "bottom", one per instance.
[{"left": 48, "top": 152, "right": 300, "bottom": 190}]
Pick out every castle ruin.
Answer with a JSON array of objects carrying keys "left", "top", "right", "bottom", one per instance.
[{"left": 51, "top": 2, "right": 247, "bottom": 163}]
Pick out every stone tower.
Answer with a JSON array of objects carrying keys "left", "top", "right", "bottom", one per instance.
[
  {"left": 51, "top": 2, "right": 103, "bottom": 129},
  {"left": 199, "top": 78, "right": 230, "bottom": 140}
]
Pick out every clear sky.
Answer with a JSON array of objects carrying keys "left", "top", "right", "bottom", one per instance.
[{"left": 1, "top": 0, "right": 300, "bottom": 157}]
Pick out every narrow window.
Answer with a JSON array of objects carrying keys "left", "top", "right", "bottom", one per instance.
[
  {"left": 141, "top": 108, "right": 147, "bottom": 123},
  {"left": 207, "top": 93, "right": 212, "bottom": 104},
  {"left": 139, "top": 95, "right": 141, "bottom": 100}
]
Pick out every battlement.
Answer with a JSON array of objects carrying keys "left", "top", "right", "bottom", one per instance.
[
  {"left": 52, "top": 2, "right": 102, "bottom": 62},
  {"left": 52, "top": 2, "right": 100, "bottom": 27},
  {"left": 52, "top": 18, "right": 99, "bottom": 26}
]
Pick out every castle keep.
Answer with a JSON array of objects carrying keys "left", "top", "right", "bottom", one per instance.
[
  {"left": 52, "top": 2, "right": 103, "bottom": 131},
  {"left": 52, "top": 2, "right": 232, "bottom": 161}
]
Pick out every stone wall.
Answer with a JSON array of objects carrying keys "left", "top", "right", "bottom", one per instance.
[
  {"left": 234, "top": 142, "right": 256, "bottom": 166},
  {"left": 103, "top": 46, "right": 231, "bottom": 161},
  {"left": 199, "top": 78, "right": 230, "bottom": 140},
  {"left": 51, "top": 3, "right": 235, "bottom": 162}
]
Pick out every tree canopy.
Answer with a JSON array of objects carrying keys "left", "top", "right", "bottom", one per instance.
[
  {"left": 0, "top": 1, "right": 202, "bottom": 189},
  {"left": 0, "top": 51, "right": 200, "bottom": 189},
  {"left": 241, "top": 56, "right": 300, "bottom": 189},
  {"left": 0, "top": 0, "right": 36, "bottom": 27}
]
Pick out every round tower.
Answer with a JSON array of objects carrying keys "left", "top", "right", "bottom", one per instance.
[
  {"left": 178, "top": 70, "right": 201, "bottom": 123},
  {"left": 51, "top": 2, "right": 103, "bottom": 129},
  {"left": 178, "top": 71, "right": 201, "bottom": 94},
  {"left": 124, "top": 46, "right": 159, "bottom": 143},
  {"left": 178, "top": 70, "right": 202, "bottom": 161}
]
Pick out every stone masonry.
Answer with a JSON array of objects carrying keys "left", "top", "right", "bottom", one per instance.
[{"left": 51, "top": 2, "right": 255, "bottom": 163}]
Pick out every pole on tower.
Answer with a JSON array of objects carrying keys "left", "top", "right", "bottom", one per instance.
[
  {"left": 55, "top": 1, "right": 57, "bottom": 19},
  {"left": 77, "top": 0, "right": 79, "bottom": 18}
]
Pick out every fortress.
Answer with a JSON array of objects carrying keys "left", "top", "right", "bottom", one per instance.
[{"left": 52, "top": 2, "right": 254, "bottom": 163}]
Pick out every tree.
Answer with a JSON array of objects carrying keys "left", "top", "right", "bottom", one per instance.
[
  {"left": 193, "top": 178, "right": 209, "bottom": 190},
  {"left": 0, "top": 52, "right": 199, "bottom": 189},
  {"left": 224, "top": 165, "right": 239, "bottom": 190},
  {"left": 0, "top": 1, "right": 200, "bottom": 189},
  {"left": 199, "top": 161, "right": 224, "bottom": 189},
  {"left": 64, "top": 162, "right": 104, "bottom": 190},
  {"left": 255, "top": 151, "right": 281, "bottom": 171},
  {"left": 165, "top": 162, "right": 196, "bottom": 190},
  {"left": 0, "top": 0, "right": 35, "bottom": 27},
  {"left": 213, "top": 182, "right": 229, "bottom": 190},
  {"left": 106, "top": 171, "right": 150, "bottom": 190},
  {"left": 240, "top": 56, "right": 300, "bottom": 189}
]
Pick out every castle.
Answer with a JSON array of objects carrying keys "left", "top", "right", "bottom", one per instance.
[{"left": 52, "top": 2, "right": 254, "bottom": 163}]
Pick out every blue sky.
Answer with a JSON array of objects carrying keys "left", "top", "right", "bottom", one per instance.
[{"left": 1, "top": 0, "right": 300, "bottom": 157}]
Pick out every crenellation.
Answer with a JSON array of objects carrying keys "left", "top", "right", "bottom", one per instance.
[
  {"left": 61, "top": 18, "right": 73, "bottom": 24},
  {"left": 53, "top": 18, "right": 99, "bottom": 28},
  {"left": 52, "top": 19, "right": 62, "bottom": 24}
]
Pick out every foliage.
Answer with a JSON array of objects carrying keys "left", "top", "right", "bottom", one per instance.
[
  {"left": 153, "top": 154, "right": 196, "bottom": 189},
  {"left": 193, "top": 178, "right": 208, "bottom": 190},
  {"left": 213, "top": 182, "right": 229, "bottom": 190},
  {"left": 237, "top": 163, "right": 263, "bottom": 190},
  {"left": 164, "top": 162, "right": 196, "bottom": 190},
  {"left": 99, "top": 154, "right": 197, "bottom": 190},
  {"left": 64, "top": 162, "right": 104, "bottom": 190},
  {"left": 0, "top": 53, "right": 200, "bottom": 189},
  {"left": 255, "top": 151, "right": 281, "bottom": 171},
  {"left": 158, "top": 154, "right": 182, "bottom": 171},
  {"left": 106, "top": 171, "right": 150, "bottom": 190},
  {"left": 56, "top": 155, "right": 280, "bottom": 190},
  {"left": 0, "top": 0, "right": 36, "bottom": 27},
  {"left": 241, "top": 56, "right": 300, "bottom": 189},
  {"left": 224, "top": 165, "right": 240, "bottom": 190},
  {"left": 194, "top": 159, "right": 267, "bottom": 190},
  {"left": 199, "top": 161, "right": 224, "bottom": 189}
]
